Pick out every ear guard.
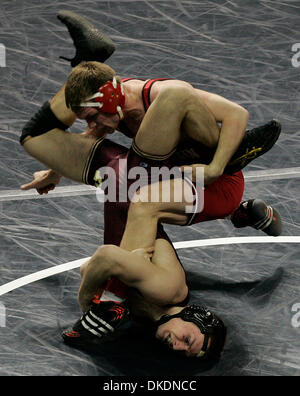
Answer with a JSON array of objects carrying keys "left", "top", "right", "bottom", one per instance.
[
  {"left": 80, "top": 76, "right": 125, "bottom": 119},
  {"left": 156, "top": 305, "right": 226, "bottom": 359}
]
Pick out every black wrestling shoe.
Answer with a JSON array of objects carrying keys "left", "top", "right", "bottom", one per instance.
[
  {"left": 57, "top": 10, "right": 116, "bottom": 67},
  {"left": 224, "top": 120, "right": 281, "bottom": 174},
  {"left": 231, "top": 199, "right": 282, "bottom": 236},
  {"left": 62, "top": 301, "right": 131, "bottom": 348}
]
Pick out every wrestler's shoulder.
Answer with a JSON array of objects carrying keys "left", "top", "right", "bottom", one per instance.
[{"left": 149, "top": 79, "right": 195, "bottom": 101}]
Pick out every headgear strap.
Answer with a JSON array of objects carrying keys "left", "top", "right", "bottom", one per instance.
[
  {"left": 80, "top": 76, "right": 126, "bottom": 119},
  {"left": 156, "top": 305, "right": 225, "bottom": 358}
]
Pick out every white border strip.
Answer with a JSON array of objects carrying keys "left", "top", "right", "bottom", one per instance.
[
  {"left": 0, "top": 185, "right": 97, "bottom": 202},
  {"left": 173, "top": 236, "right": 300, "bottom": 249},
  {"left": 0, "top": 257, "right": 88, "bottom": 297},
  {"left": 244, "top": 167, "right": 300, "bottom": 181},
  {"left": 1, "top": 167, "right": 300, "bottom": 202},
  {"left": 0, "top": 236, "right": 299, "bottom": 297}
]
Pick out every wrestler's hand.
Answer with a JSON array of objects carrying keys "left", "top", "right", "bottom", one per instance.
[
  {"left": 131, "top": 247, "right": 155, "bottom": 261},
  {"left": 181, "top": 163, "right": 222, "bottom": 185},
  {"left": 20, "top": 170, "right": 62, "bottom": 195}
]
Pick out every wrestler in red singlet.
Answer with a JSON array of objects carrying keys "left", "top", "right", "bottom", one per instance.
[
  {"left": 82, "top": 77, "right": 244, "bottom": 301},
  {"left": 118, "top": 77, "right": 245, "bottom": 225},
  {"left": 84, "top": 133, "right": 244, "bottom": 300}
]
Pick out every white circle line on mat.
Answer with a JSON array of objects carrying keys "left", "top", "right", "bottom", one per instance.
[{"left": 0, "top": 236, "right": 299, "bottom": 297}]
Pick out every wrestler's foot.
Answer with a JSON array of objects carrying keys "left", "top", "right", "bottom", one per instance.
[
  {"left": 225, "top": 120, "right": 281, "bottom": 174},
  {"left": 57, "top": 10, "right": 116, "bottom": 67},
  {"left": 231, "top": 199, "right": 282, "bottom": 236},
  {"left": 62, "top": 300, "right": 131, "bottom": 348}
]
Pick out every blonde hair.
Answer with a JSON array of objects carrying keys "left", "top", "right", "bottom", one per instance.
[{"left": 65, "top": 61, "right": 121, "bottom": 110}]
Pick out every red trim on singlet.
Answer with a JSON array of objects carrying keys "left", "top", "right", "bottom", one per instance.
[
  {"left": 121, "top": 78, "right": 141, "bottom": 83},
  {"left": 121, "top": 77, "right": 171, "bottom": 112},
  {"left": 141, "top": 78, "right": 171, "bottom": 111}
]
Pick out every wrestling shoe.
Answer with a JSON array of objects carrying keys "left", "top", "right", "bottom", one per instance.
[
  {"left": 231, "top": 199, "right": 282, "bottom": 236},
  {"left": 224, "top": 120, "right": 281, "bottom": 174},
  {"left": 57, "top": 10, "right": 116, "bottom": 67},
  {"left": 62, "top": 300, "right": 131, "bottom": 348}
]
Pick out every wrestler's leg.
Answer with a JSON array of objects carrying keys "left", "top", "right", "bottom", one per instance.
[
  {"left": 22, "top": 85, "right": 98, "bottom": 182},
  {"left": 120, "top": 177, "right": 194, "bottom": 252},
  {"left": 78, "top": 239, "right": 188, "bottom": 312},
  {"left": 133, "top": 86, "right": 220, "bottom": 158}
]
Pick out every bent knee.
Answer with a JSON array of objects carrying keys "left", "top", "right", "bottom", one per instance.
[
  {"left": 80, "top": 261, "right": 89, "bottom": 278},
  {"left": 93, "top": 244, "right": 118, "bottom": 261},
  {"left": 128, "top": 196, "right": 161, "bottom": 219}
]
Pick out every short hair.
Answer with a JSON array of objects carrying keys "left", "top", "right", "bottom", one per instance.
[{"left": 65, "top": 61, "right": 121, "bottom": 110}]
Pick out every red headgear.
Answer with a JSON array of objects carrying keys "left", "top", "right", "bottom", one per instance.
[{"left": 80, "top": 76, "right": 126, "bottom": 119}]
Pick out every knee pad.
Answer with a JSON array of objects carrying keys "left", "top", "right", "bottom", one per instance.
[{"left": 20, "top": 101, "right": 69, "bottom": 145}]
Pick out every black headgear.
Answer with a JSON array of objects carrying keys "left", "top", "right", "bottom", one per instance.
[{"left": 155, "top": 305, "right": 226, "bottom": 358}]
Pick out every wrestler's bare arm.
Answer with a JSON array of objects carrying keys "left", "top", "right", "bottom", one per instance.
[
  {"left": 136, "top": 80, "right": 249, "bottom": 182},
  {"left": 134, "top": 84, "right": 220, "bottom": 156},
  {"left": 193, "top": 88, "right": 249, "bottom": 175},
  {"left": 78, "top": 239, "right": 188, "bottom": 312}
]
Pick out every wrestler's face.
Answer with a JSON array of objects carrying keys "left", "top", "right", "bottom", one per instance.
[
  {"left": 75, "top": 107, "right": 120, "bottom": 137},
  {"left": 156, "top": 317, "right": 208, "bottom": 357}
]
